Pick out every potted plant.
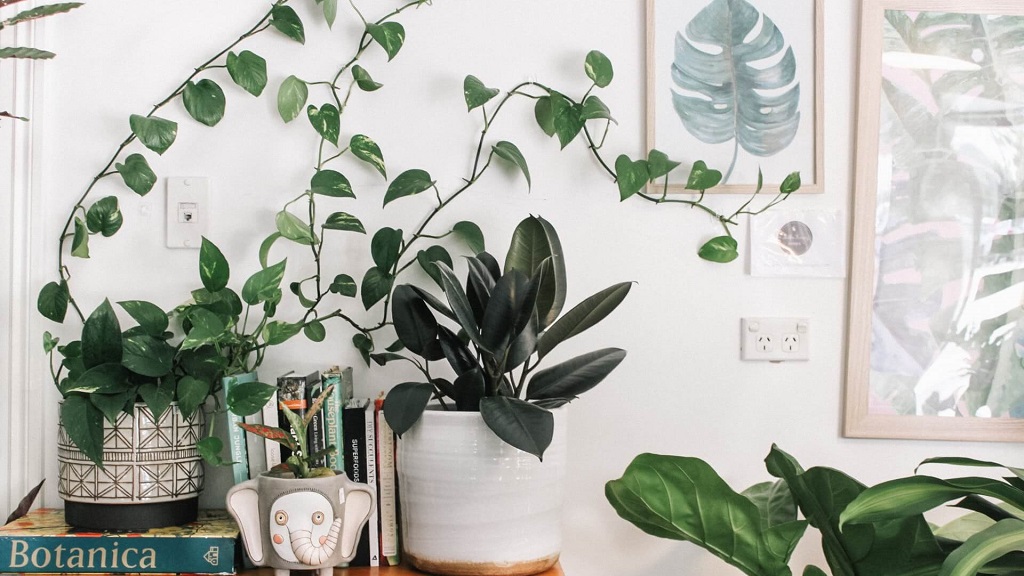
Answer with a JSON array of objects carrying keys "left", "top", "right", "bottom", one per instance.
[
  {"left": 226, "top": 384, "right": 375, "bottom": 576},
  {"left": 378, "top": 214, "right": 629, "bottom": 575},
  {"left": 45, "top": 236, "right": 286, "bottom": 530}
]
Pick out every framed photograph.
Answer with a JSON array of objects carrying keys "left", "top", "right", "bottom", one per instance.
[
  {"left": 845, "top": 0, "right": 1024, "bottom": 441},
  {"left": 646, "top": 0, "right": 823, "bottom": 194}
]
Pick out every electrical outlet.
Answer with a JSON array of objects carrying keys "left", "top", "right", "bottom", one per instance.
[
  {"left": 741, "top": 318, "right": 810, "bottom": 362},
  {"left": 166, "top": 177, "right": 209, "bottom": 248}
]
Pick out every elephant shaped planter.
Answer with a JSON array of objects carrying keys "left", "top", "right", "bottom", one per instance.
[{"left": 226, "top": 472, "right": 375, "bottom": 576}]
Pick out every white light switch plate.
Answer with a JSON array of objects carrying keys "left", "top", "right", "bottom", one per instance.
[
  {"left": 166, "top": 177, "right": 209, "bottom": 248},
  {"left": 741, "top": 317, "right": 810, "bottom": 362}
]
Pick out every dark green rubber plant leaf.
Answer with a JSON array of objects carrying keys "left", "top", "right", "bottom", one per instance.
[
  {"left": 392, "top": 285, "right": 438, "bottom": 356},
  {"left": 672, "top": 0, "right": 800, "bottom": 181},
  {"left": 115, "top": 153, "right": 157, "bottom": 196},
  {"left": 383, "top": 382, "right": 434, "bottom": 437},
  {"left": 526, "top": 348, "right": 626, "bottom": 401},
  {"left": 537, "top": 282, "right": 632, "bottom": 358},
  {"left": 416, "top": 245, "right": 453, "bottom": 287},
  {"left": 479, "top": 396, "right": 553, "bottom": 460},
  {"left": 606, "top": 452, "right": 806, "bottom": 576},
  {"left": 504, "top": 215, "right": 565, "bottom": 330}
]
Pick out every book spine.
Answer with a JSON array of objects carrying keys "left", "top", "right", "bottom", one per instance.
[
  {"left": 322, "top": 374, "right": 343, "bottom": 472},
  {"left": 219, "top": 374, "right": 252, "bottom": 485},
  {"left": 261, "top": 390, "right": 281, "bottom": 470},
  {"left": 364, "top": 401, "right": 379, "bottom": 567},
  {"left": 375, "top": 399, "right": 399, "bottom": 566},
  {"left": 277, "top": 374, "right": 308, "bottom": 462},
  {"left": 0, "top": 535, "right": 238, "bottom": 573},
  {"left": 341, "top": 400, "right": 369, "bottom": 567},
  {"left": 244, "top": 408, "right": 267, "bottom": 479},
  {"left": 308, "top": 382, "right": 327, "bottom": 468}
]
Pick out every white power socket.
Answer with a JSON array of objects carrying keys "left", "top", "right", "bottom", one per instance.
[{"left": 741, "top": 317, "right": 810, "bottom": 362}]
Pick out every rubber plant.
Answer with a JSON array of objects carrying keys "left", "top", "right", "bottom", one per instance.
[
  {"left": 36, "top": 1, "right": 800, "bottom": 464},
  {"left": 382, "top": 215, "right": 631, "bottom": 459},
  {"left": 0, "top": 0, "right": 82, "bottom": 122},
  {"left": 606, "top": 445, "right": 955, "bottom": 576}
]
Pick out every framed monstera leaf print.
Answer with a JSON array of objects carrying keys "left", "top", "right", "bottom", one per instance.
[{"left": 646, "top": 0, "right": 823, "bottom": 194}]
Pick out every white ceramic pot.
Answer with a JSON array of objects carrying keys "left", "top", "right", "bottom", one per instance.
[{"left": 397, "top": 406, "right": 567, "bottom": 576}]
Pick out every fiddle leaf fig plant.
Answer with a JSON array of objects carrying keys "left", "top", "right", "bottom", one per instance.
[
  {"left": 238, "top": 383, "right": 338, "bottom": 479},
  {"left": 382, "top": 215, "right": 631, "bottom": 459}
]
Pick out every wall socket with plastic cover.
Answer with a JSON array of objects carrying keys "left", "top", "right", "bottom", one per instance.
[{"left": 741, "top": 317, "right": 810, "bottom": 362}]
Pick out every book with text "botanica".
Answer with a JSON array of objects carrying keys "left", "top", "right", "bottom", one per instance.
[{"left": 0, "top": 509, "right": 240, "bottom": 574}]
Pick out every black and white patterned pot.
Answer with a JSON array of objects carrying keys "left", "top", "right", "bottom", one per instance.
[{"left": 57, "top": 402, "right": 205, "bottom": 530}]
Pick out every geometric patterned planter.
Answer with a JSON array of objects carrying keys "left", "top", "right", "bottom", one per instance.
[{"left": 58, "top": 402, "right": 204, "bottom": 530}]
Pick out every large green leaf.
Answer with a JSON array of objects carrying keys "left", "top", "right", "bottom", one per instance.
[
  {"left": 479, "top": 270, "right": 536, "bottom": 355},
  {"left": 277, "top": 75, "right": 308, "bottom": 123},
  {"left": 584, "top": 50, "right": 614, "bottom": 88},
  {"left": 416, "top": 245, "right": 453, "bottom": 287},
  {"left": 452, "top": 221, "right": 485, "bottom": 254},
  {"left": 226, "top": 380, "right": 276, "bottom": 417},
  {"left": 307, "top": 103, "right": 340, "bottom": 146},
  {"left": 176, "top": 375, "right": 210, "bottom": 418},
  {"left": 939, "top": 518, "right": 1024, "bottom": 576},
  {"left": 311, "top": 169, "right": 354, "bottom": 198},
  {"left": 82, "top": 300, "right": 122, "bottom": 369},
  {"left": 226, "top": 50, "right": 267, "bottom": 97},
  {"left": 262, "top": 321, "right": 303, "bottom": 346},
  {"left": 61, "top": 396, "right": 104, "bottom": 467},
  {"left": 435, "top": 262, "right": 483, "bottom": 349},
  {"left": 606, "top": 453, "right": 804, "bottom": 576},
  {"left": 366, "top": 22, "right": 405, "bottom": 61},
  {"left": 672, "top": 0, "right": 801, "bottom": 181},
  {"left": 270, "top": 5, "right": 305, "bottom": 44},
  {"left": 526, "top": 348, "right": 626, "bottom": 401},
  {"left": 464, "top": 75, "right": 499, "bottom": 111},
  {"left": 360, "top": 268, "right": 393, "bottom": 310},
  {"left": 37, "top": 281, "right": 69, "bottom": 323},
  {"left": 117, "top": 300, "right": 167, "bottom": 337},
  {"left": 842, "top": 476, "right": 1024, "bottom": 528},
  {"left": 392, "top": 286, "right": 438, "bottom": 358},
  {"left": 138, "top": 382, "right": 173, "bottom": 422},
  {"left": 492, "top": 141, "right": 531, "bottom": 190},
  {"left": 699, "top": 236, "right": 740, "bottom": 263},
  {"left": 241, "top": 259, "right": 287, "bottom": 306},
  {"left": 121, "top": 334, "right": 175, "bottom": 377},
  {"left": 504, "top": 215, "right": 565, "bottom": 329},
  {"left": 199, "top": 237, "right": 230, "bottom": 292},
  {"left": 383, "top": 382, "right": 434, "bottom": 437},
  {"left": 62, "top": 363, "right": 128, "bottom": 394},
  {"left": 370, "top": 227, "right": 403, "bottom": 271},
  {"left": 351, "top": 134, "right": 386, "bottom": 178},
  {"left": 742, "top": 480, "right": 798, "bottom": 529},
  {"left": 276, "top": 210, "right": 317, "bottom": 245},
  {"left": 479, "top": 397, "right": 553, "bottom": 460},
  {"left": 537, "top": 282, "right": 631, "bottom": 358},
  {"left": 85, "top": 197, "right": 122, "bottom": 237},
  {"left": 383, "top": 169, "right": 434, "bottom": 206},
  {"left": 183, "top": 79, "right": 226, "bottom": 127},
  {"left": 550, "top": 92, "right": 583, "bottom": 149},
  {"left": 114, "top": 154, "right": 157, "bottom": 196},
  {"left": 614, "top": 154, "right": 650, "bottom": 201},
  {"left": 129, "top": 114, "right": 177, "bottom": 155}
]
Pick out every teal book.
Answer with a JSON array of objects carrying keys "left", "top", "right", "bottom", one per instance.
[
  {"left": 221, "top": 373, "right": 257, "bottom": 485},
  {"left": 0, "top": 509, "right": 240, "bottom": 574},
  {"left": 322, "top": 366, "right": 354, "bottom": 472}
]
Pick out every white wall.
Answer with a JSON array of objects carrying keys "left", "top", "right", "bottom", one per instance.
[{"left": 8, "top": 0, "right": 1024, "bottom": 574}]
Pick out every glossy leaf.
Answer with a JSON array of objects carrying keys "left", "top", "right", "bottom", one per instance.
[
  {"left": 699, "top": 236, "right": 739, "bottom": 263},
  {"left": 71, "top": 217, "right": 89, "bottom": 258},
  {"left": 183, "top": 79, "right": 226, "bottom": 127},
  {"left": 351, "top": 65, "right": 381, "bottom": 91},
  {"left": 304, "top": 320, "right": 326, "bottom": 343},
  {"left": 742, "top": 480, "right": 798, "bottom": 529},
  {"left": 176, "top": 375, "right": 209, "bottom": 418},
  {"left": 61, "top": 396, "right": 104, "bottom": 466},
  {"left": 37, "top": 281, "right": 69, "bottom": 323},
  {"left": 329, "top": 274, "right": 357, "bottom": 297},
  {"left": 435, "top": 262, "right": 483, "bottom": 348},
  {"left": 241, "top": 259, "right": 287, "bottom": 306},
  {"left": 527, "top": 348, "right": 626, "bottom": 401},
  {"left": 480, "top": 397, "right": 553, "bottom": 460},
  {"left": 129, "top": 114, "right": 177, "bottom": 155},
  {"left": 351, "top": 134, "right": 386, "bottom": 178},
  {"left": 686, "top": 160, "right": 724, "bottom": 190},
  {"left": 197, "top": 436, "right": 226, "bottom": 465},
  {"left": 277, "top": 75, "right": 308, "bottom": 123},
  {"left": 939, "top": 518, "right": 1024, "bottom": 576},
  {"left": 780, "top": 172, "right": 802, "bottom": 194},
  {"left": 361, "top": 268, "right": 393, "bottom": 310},
  {"left": 383, "top": 169, "right": 434, "bottom": 206},
  {"left": 647, "top": 149, "right": 681, "bottom": 181},
  {"left": 307, "top": 103, "right": 340, "bottom": 146},
  {"left": 416, "top": 246, "right": 453, "bottom": 287},
  {"left": 323, "top": 212, "right": 365, "bottom": 233},
  {"left": 842, "top": 476, "right": 1024, "bottom": 528},
  {"left": 538, "top": 282, "right": 632, "bottom": 358},
  {"left": 138, "top": 382, "right": 173, "bottom": 421},
  {"left": 580, "top": 95, "right": 615, "bottom": 123},
  {"left": 270, "top": 5, "right": 305, "bottom": 44},
  {"left": 238, "top": 422, "right": 297, "bottom": 450},
  {"left": 453, "top": 368, "right": 485, "bottom": 410},
  {"left": 114, "top": 153, "right": 157, "bottom": 196},
  {"left": 492, "top": 141, "right": 531, "bottom": 189},
  {"left": 310, "top": 169, "right": 354, "bottom": 198},
  {"left": 615, "top": 155, "right": 650, "bottom": 201},
  {"left": 917, "top": 457, "right": 1024, "bottom": 481},
  {"left": 550, "top": 92, "right": 583, "bottom": 149},
  {"left": 464, "top": 75, "right": 499, "bottom": 111},
  {"left": 392, "top": 285, "right": 438, "bottom": 356},
  {"left": 276, "top": 210, "right": 316, "bottom": 245},
  {"left": 117, "top": 300, "right": 167, "bottom": 337},
  {"left": 453, "top": 221, "right": 485, "bottom": 254},
  {"left": 371, "top": 227, "right": 403, "bottom": 271},
  {"left": 82, "top": 300, "right": 122, "bottom": 369},
  {"left": 226, "top": 380, "right": 276, "bottom": 417},
  {"left": 191, "top": 287, "right": 243, "bottom": 318},
  {"left": 584, "top": 50, "right": 614, "bottom": 88},
  {"left": 226, "top": 50, "right": 267, "bottom": 97},
  {"left": 85, "top": 196, "right": 122, "bottom": 237},
  {"left": 505, "top": 215, "right": 565, "bottom": 329},
  {"left": 199, "top": 237, "right": 230, "bottom": 292},
  {"left": 63, "top": 363, "right": 127, "bottom": 394},
  {"left": 480, "top": 270, "right": 538, "bottom": 355},
  {"left": 606, "top": 453, "right": 803, "bottom": 576},
  {"left": 534, "top": 96, "right": 556, "bottom": 137},
  {"left": 122, "top": 334, "right": 174, "bottom": 377},
  {"left": 366, "top": 22, "right": 405, "bottom": 61},
  {"left": 263, "top": 321, "right": 303, "bottom": 346},
  {"left": 383, "top": 382, "right": 434, "bottom": 437}
]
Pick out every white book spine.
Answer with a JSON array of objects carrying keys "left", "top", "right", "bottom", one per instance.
[
  {"left": 262, "top": 391, "right": 281, "bottom": 470},
  {"left": 364, "top": 401, "right": 379, "bottom": 567},
  {"left": 376, "top": 406, "right": 398, "bottom": 562}
]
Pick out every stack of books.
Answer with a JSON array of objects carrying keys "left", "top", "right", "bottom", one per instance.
[
  {"left": 223, "top": 365, "right": 399, "bottom": 568},
  {"left": 0, "top": 508, "right": 240, "bottom": 575}
]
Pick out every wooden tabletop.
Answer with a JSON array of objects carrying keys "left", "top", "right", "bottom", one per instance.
[{"left": 245, "top": 564, "right": 564, "bottom": 575}]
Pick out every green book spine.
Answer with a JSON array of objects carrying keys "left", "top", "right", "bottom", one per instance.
[
  {"left": 220, "top": 373, "right": 256, "bottom": 485},
  {"left": 322, "top": 366, "right": 354, "bottom": 472},
  {"left": 0, "top": 509, "right": 240, "bottom": 574}
]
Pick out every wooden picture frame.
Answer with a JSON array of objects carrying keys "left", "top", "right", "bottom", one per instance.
[
  {"left": 645, "top": 0, "right": 824, "bottom": 194},
  {"left": 845, "top": 0, "right": 1024, "bottom": 442}
]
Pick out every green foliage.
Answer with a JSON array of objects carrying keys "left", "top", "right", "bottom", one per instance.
[{"left": 382, "top": 216, "right": 630, "bottom": 459}]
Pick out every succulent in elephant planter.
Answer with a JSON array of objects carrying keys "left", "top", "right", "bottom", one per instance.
[
  {"left": 226, "top": 384, "right": 376, "bottom": 575},
  {"left": 381, "top": 215, "right": 630, "bottom": 575}
]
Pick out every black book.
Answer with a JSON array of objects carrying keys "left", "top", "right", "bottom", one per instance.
[
  {"left": 342, "top": 398, "right": 372, "bottom": 567},
  {"left": 307, "top": 378, "right": 327, "bottom": 467}
]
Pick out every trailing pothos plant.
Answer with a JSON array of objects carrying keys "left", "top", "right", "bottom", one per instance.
[
  {"left": 238, "top": 383, "right": 338, "bottom": 479},
  {"left": 381, "top": 215, "right": 630, "bottom": 460},
  {"left": 606, "top": 445, "right": 959, "bottom": 576},
  {"left": 0, "top": 0, "right": 82, "bottom": 122}
]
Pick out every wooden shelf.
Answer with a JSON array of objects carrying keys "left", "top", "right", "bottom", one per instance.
[{"left": 243, "top": 564, "right": 563, "bottom": 576}]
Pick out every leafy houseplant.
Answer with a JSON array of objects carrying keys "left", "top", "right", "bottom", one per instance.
[
  {"left": 606, "top": 445, "right": 959, "bottom": 576},
  {"left": 382, "top": 215, "right": 630, "bottom": 460},
  {"left": 237, "top": 383, "right": 337, "bottom": 479}
]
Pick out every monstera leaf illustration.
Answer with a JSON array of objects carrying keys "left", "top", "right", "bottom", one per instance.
[{"left": 671, "top": 0, "right": 800, "bottom": 182}]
